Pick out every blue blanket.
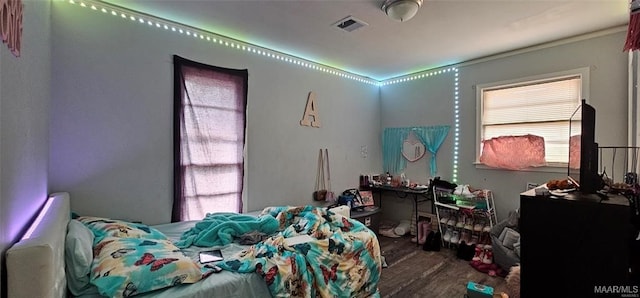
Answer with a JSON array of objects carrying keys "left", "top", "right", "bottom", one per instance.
[
  {"left": 217, "top": 206, "right": 382, "bottom": 297},
  {"left": 174, "top": 213, "right": 279, "bottom": 248}
]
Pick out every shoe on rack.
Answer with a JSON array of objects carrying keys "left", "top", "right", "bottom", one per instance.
[
  {"left": 464, "top": 217, "right": 473, "bottom": 231},
  {"left": 482, "top": 246, "right": 493, "bottom": 264},
  {"left": 443, "top": 228, "right": 453, "bottom": 243},
  {"left": 439, "top": 212, "right": 449, "bottom": 224},
  {"left": 447, "top": 217, "right": 457, "bottom": 227},
  {"left": 472, "top": 245, "right": 484, "bottom": 261},
  {"left": 460, "top": 230, "right": 471, "bottom": 244},
  {"left": 469, "top": 234, "right": 479, "bottom": 245},
  {"left": 455, "top": 215, "right": 465, "bottom": 229},
  {"left": 483, "top": 237, "right": 492, "bottom": 250},
  {"left": 473, "top": 220, "right": 485, "bottom": 232},
  {"left": 450, "top": 230, "right": 460, "bottom": 245},
  {"left": 482, "top": 223, "right": 492, "bottom": 233}
]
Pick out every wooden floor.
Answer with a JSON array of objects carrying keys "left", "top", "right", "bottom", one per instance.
[{"left": 377, "top": 234, "right": 507, "bottom": 298}]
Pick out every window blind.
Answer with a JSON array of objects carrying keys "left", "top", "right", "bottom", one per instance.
[{"left": 481, "top": 76, "right": 582, "bottom": 164}]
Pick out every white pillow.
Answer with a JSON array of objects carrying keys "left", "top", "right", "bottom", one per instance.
[
  {"left": 501, "top": 227, "right": 520, "bottom": 250},
  {"left": 65, "top": 219, "right": 95, "bottom": 296}
]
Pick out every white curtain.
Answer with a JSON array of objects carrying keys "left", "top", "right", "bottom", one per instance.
[{"left": 173, "top": 55, "right": 248, "bottom": 221}]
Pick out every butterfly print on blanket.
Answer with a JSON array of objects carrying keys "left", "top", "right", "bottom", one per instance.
[
  {"left": 93, "top": 239, "right": 115, "bottom": 256},
  {"left": 122, "top": 282, "right": 137, "bottom": 297},
  {"left": 136, "top": 225, "right": 151, "bottom": 233},
  {"left": 290, "top": 256, "right": 297, "bottom": 275},
  {"left": 134, "top": 252, "right": 179, "bottom": 271},
  {"left": 328, "top": 238, "right": 345, "bottom": 255},
  {"left": 138, "top": 240, "right": 157, "bottom": 246},
  {"left": 111, "top": 248, "right": 135, "bottom": 258},
  {"left": 256, "top": 263, "right": 279, "bottom": 286},
  {"left": 340, "top": 217, "right": 353, "bottom": 232},
  {"left": 172, "top": 274, "right": 188, "bottom": 285},
  {"left": 85, "top": 219, "right": 117, "bottom": 225},
  {"left": 320, "top": 263, "right": 338, "bottom": 284}
]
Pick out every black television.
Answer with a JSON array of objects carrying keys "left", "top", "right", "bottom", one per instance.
[{"left": 567, "top": 99, "right": 603, "bottom": 194}]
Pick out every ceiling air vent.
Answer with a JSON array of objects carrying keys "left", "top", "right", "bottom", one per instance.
[{"left": 333, "top": 16, "right": 368, "bottom": 33}]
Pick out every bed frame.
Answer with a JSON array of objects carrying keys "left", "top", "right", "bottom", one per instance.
[{"left": 6, "top": 192, "right": 70, "bottom": 298}]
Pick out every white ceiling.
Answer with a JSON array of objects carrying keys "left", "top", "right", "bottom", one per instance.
[{"left": 101, "top": 0, "right": 630, "bottom": 81}]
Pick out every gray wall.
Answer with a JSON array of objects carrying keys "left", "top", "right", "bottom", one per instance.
[
  {"left": 378, "top": 30, "right": 629, "bottom": 222},
  {"left": 378, "top": 71, "right": 456, "bottom": 222},
  {"left": 49, "top": 2, "right": 629, "bottom": 226},
  {"left": 0, "top": 8, "right": 627, "bottom": 290},
  {"left": 457, "top": 31, "right": 628, "bottom": 220},
  {"left": 0, "top": 1, "right": 51, "bottom": 296},
  {"left": 49, "top": 2, "right": 381, "bottom": 225}
]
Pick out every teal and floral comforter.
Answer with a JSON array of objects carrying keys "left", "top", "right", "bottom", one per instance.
[{"left": 216, "top": 205, "right": 382, "bottom": 298}]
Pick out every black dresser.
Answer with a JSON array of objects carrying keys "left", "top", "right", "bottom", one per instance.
[{"left": 520, "top": 190, "right": 637, "bottom": 297}]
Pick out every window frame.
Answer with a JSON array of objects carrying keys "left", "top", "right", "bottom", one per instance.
[{"left": 474, "top": 67, "right": 590, "bottom": 172}]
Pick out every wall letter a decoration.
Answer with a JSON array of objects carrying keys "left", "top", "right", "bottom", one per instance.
[{"left": 300, "top": 91, "right": 321, "bottom": 128}]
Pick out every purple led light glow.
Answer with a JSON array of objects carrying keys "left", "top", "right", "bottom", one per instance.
[{"left": 21, "top": 196, "right": 54, "bottom": 240}]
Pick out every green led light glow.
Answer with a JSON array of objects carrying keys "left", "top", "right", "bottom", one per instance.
[{"left": 453, "top": 69, "right": 459, "bottom": 183}]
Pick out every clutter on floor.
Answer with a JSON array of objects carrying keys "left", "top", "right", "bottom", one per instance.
[
  {"left": 378, "top": 220, "right": 401, "bottom": 238},
  {"left": 466, "top": 281, "right": 493, "bottom": 298},
  {"left": 505, "top": 265, "right": 520, "bottom": 298}
]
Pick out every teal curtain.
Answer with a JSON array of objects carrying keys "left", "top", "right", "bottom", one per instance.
[
  {"left": 382, "top": 125, "right": 450, "bottom": 177},
  {"left": 412, "top": 126, "right": 450, "bottom": 177},
  {"left": 382, "top": 128, "right": 409, "bottom": 174}
]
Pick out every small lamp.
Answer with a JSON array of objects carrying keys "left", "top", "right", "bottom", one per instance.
[{"left": 382, "top": 0, "right": 423, "bottom": 22}]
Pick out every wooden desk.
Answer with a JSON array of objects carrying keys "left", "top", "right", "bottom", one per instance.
[{"left": 365, "top": 185, "right": 432, "bottom": 246}]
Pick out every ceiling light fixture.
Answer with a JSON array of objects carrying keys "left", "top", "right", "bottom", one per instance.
[{"left": 382, "top": 0, "right": 423, "bottom": 22}]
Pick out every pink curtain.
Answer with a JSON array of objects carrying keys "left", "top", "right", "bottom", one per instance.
[
  {"left": 568, "top": 134, "right": 581, "bottom": 169},
  {"left": 479, "top": 134, "right": 546, "bottom": 170},
  {"left": 173, "top": 56, "right": 247, "bottom": 221}
]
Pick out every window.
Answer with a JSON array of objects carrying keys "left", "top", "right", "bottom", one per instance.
[
  {"left": 173, "top": 55, "right": 248, "bottom": 221},
  {"left": 476, "top": 68, "right": 589, "bottom": 169}
]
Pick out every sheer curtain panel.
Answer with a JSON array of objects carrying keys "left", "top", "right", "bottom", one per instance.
[{"left": 173, "top": 55, "right": 248, "bottom": 221}]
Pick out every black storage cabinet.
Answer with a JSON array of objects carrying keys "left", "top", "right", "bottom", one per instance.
[{"left": 520, "top": 193, "right": 635, "bottom": 298}]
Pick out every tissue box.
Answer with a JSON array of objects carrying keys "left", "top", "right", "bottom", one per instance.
[{"left": 466, "top": 282, "right": 493, "bottom": 298}]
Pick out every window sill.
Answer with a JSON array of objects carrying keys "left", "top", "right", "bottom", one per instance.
[{"left": 473, "top": 162, "right": 567, "bottom": 174}]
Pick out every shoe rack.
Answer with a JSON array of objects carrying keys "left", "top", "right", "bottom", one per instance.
[{"left": 433, "top": 188, "right": 497, "bottom": 248}]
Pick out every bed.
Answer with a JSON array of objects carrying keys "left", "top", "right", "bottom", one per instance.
[{"left": 5, "top": 192, "right": 381, "bottom": 298}]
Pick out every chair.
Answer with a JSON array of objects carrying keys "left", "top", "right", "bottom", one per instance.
[{"left": 490, "top": 209, "right": 520, "bottom": 271}]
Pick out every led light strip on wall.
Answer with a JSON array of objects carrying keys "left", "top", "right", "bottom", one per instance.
[
  {"left": 65, "top": 0, "right": 458, "bottom": 87},
  {"left": 66, "top": 0, "right": 379, "bottom": 85},
  {"left": 379, "top": 67, "right": 457, "bottom": 86},
  {"left": 452, "top": 69, "right": 459, "bottom": 183},
  {"left": 65, "top": 0, "right": 461, "bottom": 179}
]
